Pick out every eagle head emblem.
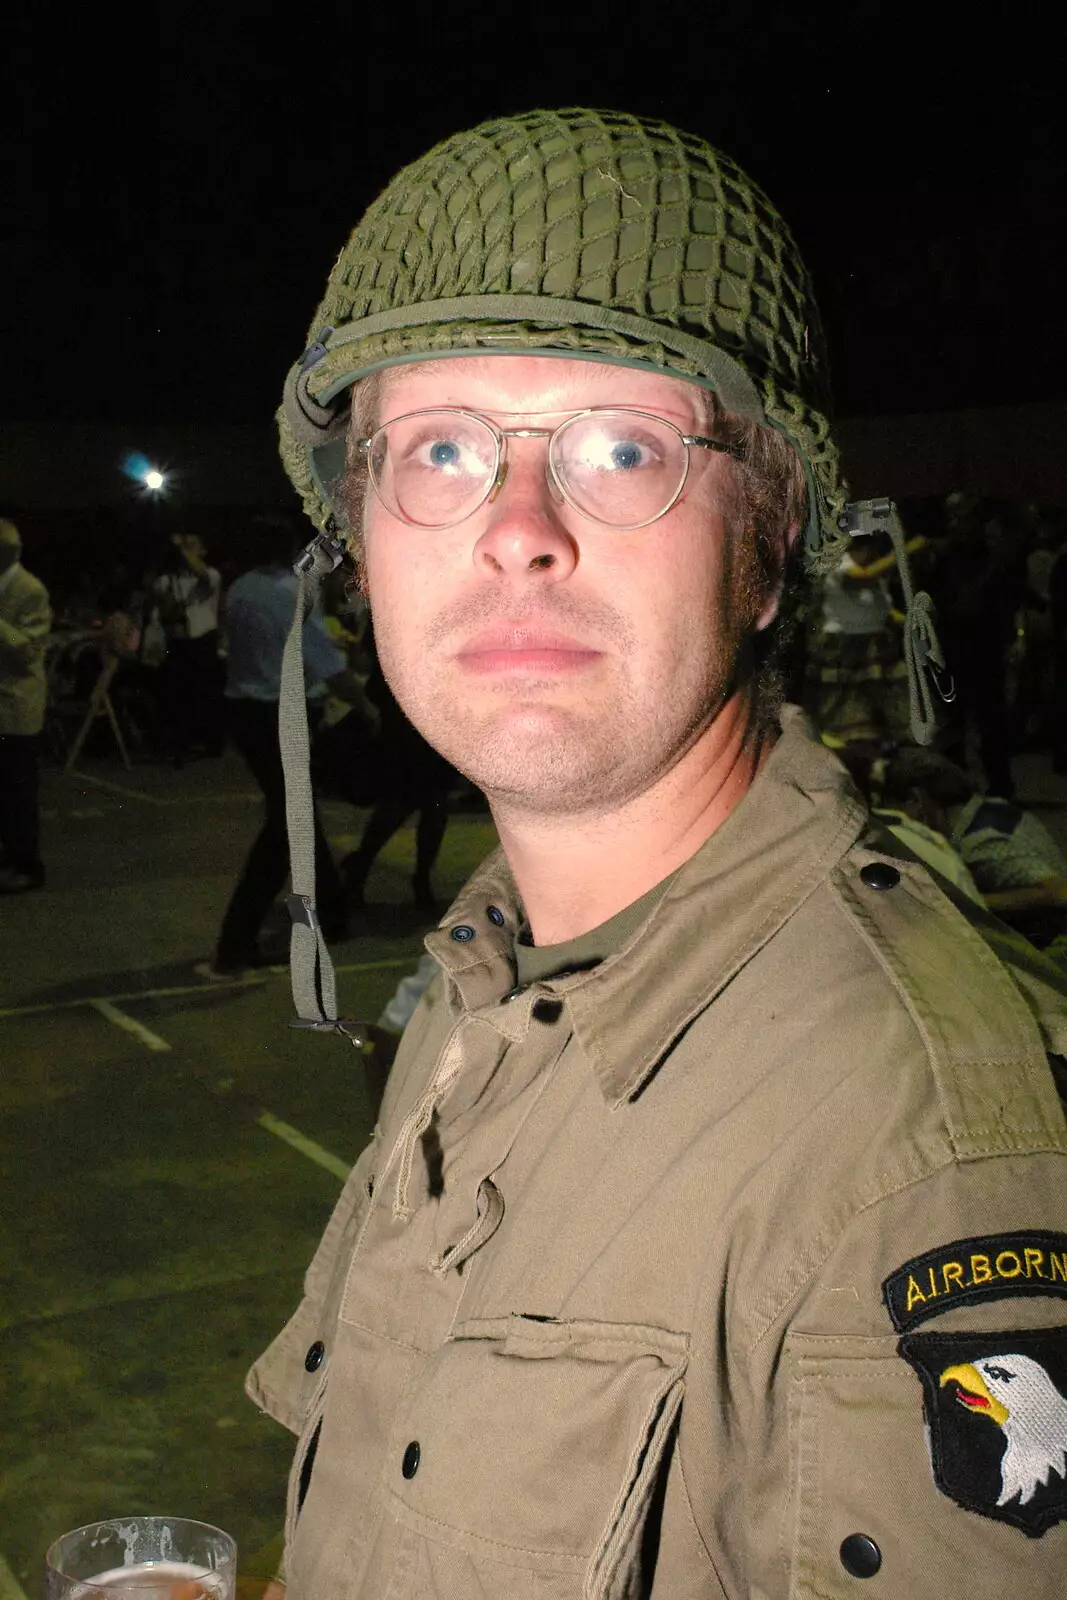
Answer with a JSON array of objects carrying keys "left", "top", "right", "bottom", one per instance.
[{"left": 940, "top": 1353, "right": 1067, "bottom": 1508}]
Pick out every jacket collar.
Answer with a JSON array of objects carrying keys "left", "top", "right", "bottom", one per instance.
[{"left": 425, "top": 708, "right": 867, "bottom": 1106}]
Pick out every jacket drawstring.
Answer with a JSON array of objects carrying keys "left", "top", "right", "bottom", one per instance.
[{"left": 378, "top": 1026, "right": 465, "bottom": 1221}]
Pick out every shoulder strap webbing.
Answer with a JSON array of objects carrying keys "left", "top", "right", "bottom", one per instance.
[{"left": 278, "top": 529, "right": 364, "bottom": 1043}]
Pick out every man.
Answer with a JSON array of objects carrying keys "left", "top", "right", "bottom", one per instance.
[
  {"left": 936, "top": 500, "right": 1027, "bottom": 797},
  {"left": 336, "top": 623, "right": 457, "bottom": 912},
  {"left": 876, "top": 747, "right": 1067, "bottom": 947},
  {"left": 198, "top": 513, "right": 374, "bottom": 979},
  {"left": 1049, "top": 516, "right": 1067, "bottom": 774},
  {"left": 152, "top": 531, "right": 225, "bottom": 762},
  {"left": 806, "top": 529, "right": 922, "bottom": 746},
  {"left": 249, "top": 111, "right": 1067, "bottom": 1596},
  {"left": 0, "top": 518, "right": 51, "bottom": 893}
]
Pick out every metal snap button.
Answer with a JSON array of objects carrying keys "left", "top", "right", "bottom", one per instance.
[
  {"left": 450, "top": 924, "right": 476, "bottom": 942},
  {"left": 304, "top": 1340, "right": 325, "bottom": 1372},
  {"left": 860, "top": 861, "right": 900, "bottom": 891},
  {"left": 839, "top": 1533, "right": 882, "bottom": 1577},
  {"left": 487, "top": 905, "right": 505, "bottom": 926},
  {"left": 500, "top": 985, "right": 526, "bottom": 1002},
  {"left": 402, "top": 1440, "right": 421, "bottom": 1479}
]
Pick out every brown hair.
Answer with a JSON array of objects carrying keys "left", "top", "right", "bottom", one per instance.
[
  {"left": 701, "top": 390, "right": 810, "bottom": 732},
  {"left": 341, "top": 371, "right": 808, "bottom": 732}
]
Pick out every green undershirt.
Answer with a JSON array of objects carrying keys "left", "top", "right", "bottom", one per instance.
[{"left": 514, "top": 871, "right": 680, "bottom": 986}]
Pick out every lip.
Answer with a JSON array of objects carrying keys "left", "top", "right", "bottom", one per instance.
[{"left": 456, "top": 626, "right": 601, "bottom": 674}]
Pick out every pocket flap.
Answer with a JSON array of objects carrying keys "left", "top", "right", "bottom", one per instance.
[
  {"left": 456, "top": 1313, "right": 689, "bottom": 1365},
  {"left": 387, "top": 1315, "right": 688, "bottom": 1578}
]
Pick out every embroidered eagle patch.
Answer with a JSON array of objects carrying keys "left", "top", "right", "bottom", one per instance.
[{"left": 900, "top": 1327, "right": 1067, "bottom": 1536}]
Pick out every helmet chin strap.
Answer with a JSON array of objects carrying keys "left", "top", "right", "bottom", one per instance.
[{"left": 279, "top": 523, "right": 367, "bottom": 1044}]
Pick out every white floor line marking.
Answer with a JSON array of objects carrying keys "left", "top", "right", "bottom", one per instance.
[
  {"left": 0, "top": 1550, "right": 30, "bottom": 1600},
  {"left": 0, "top": 957, "right": 417, "bottom": 1020},
  {"left": 0, "top": 975, "right": 269, "bottom": 1019},
  {"left": 332, "top": 956, "right": 423, "bottom": 975},
  {"left": 68, "top": 769, "right": 259, "bottom": 807},
  {"left": 256, "top": 1112, "right": 350, "bottom": 1181},
  {"left": 1, "top": 1262, "right": 308, "bottom": 1336},
  {"left": 90, "top": 999, "right": 172, "bottom": 1052}
]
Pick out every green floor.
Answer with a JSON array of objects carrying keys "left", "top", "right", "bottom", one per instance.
[{"left": 0, "top": 752, "right": 497, "bottom": 1594}]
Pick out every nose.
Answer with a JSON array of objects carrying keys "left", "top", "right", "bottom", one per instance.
[{"left": 472, "top": 447, "right": 578, "bottom": 581}]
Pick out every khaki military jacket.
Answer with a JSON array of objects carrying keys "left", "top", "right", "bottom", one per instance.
[
  {"left": 0, "top": 561, "right": 51, "bottom": 735},
  {"left": 248, "top": 709, "right": 1067, "bottom": 1599}
]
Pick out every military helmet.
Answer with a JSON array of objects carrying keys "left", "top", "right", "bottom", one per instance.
[{"left": 279, "top": 107, "right": 846, "bottom": 555}]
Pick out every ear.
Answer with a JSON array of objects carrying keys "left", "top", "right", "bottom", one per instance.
[{"left": 754, "top": 518, "right": 801, "bottom": 632}]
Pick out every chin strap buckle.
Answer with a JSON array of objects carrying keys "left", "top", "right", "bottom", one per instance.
[
  {"left": 293, "top": 524, "right": 347, "bottom": 580},
  {"left": 287, "top": 1017, "right": 370, "bottom": 1047},
  {"left": 286, "top": 893, "right": 320, "bottom": 931}
]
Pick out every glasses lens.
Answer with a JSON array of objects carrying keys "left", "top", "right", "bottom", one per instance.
[
  {"left": 369, "top": 411, "right": 497, "bottom": 527},
  {"left": 551, "top": 411, "right": 687, "bottom": 528}
]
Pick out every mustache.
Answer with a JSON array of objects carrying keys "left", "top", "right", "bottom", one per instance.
[{"left": 423, "top": 588, "right": 635, "bottom": 653}]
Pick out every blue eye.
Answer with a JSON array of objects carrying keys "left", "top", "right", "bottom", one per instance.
[
  {"left": 429, "top": 440, "right": 460, "bottom": 468},
  {"left": 610, "top": 441, "right": 642, "bottom": 470}
]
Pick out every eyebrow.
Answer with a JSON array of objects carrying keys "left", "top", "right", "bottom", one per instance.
[{"left": 379, "top": 401, "right": 704, "bottom": 430}]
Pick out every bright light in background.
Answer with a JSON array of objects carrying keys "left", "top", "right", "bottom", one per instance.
[
  {"left": 121, "top": 450, "right": 152, "bottom": 483},
  {"left": 121, "top": 451, "right": 169, "bottom": 494}
]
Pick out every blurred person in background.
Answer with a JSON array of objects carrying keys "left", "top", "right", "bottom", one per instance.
[
  {"left": 313, "top": 621, "right": 459, "bottom": 914},
  {"left": 198, "top": 513, "right": 376, "bottom": 979},
  {"left": 312, "top": 582, "right": 460, "bottom": 912},
  {"left": 879, "top": 747, "right": 1067, "bottom": 950},
  {"left": 1050, "top": 527, "right": 1067, "bottom": 775},
  {"left": 151, "top": 531, "right": 225, "bottom": 764},
  {"left": 936, "top": 498, "right": 1027, "bottom": 796},
  {"left": 338, "top": 624, "right": 458, "bottom": 912},
  {"left": 837, "top": 746, "right": 985, "bottom": 905},
  {"left": 1013, "top": 507, "right": 1064, "bottom": 746},
  {"left": 0, "top": 519, "right": 51, "bottom": 893},
  {"left": 804, "top": 528, "right": 920, "bottom": 747}
]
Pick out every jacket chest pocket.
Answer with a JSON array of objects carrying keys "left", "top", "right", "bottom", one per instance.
[
  {"left": 784, "top": 1333, "right": 1067, "bottom": 1600},
  {"left": 386, "top": 1314, "right": 688, "bottom": 1598}
]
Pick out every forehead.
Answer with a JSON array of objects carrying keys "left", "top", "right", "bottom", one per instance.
[{"left": 377, "top": 354, "right": 708, "bottom": 427}]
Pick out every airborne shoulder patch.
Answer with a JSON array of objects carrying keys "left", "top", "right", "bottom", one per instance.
[
  {"left": 900, "top": 1326, "right": 1067, "bottom": 1536},
  {"left": 883, "top": 1232, "right": 1067, "bottom": 1333}
]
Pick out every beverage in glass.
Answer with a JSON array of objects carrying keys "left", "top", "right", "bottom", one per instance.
[{"left": 44, "top": 1517, "right": 236, "bottom": 1599}]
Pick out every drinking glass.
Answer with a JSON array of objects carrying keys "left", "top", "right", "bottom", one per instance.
[{"left": 45, "top": 1517, "right": 236, "bottom": 1599}]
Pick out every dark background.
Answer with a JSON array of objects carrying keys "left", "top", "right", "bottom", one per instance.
[{"left": 6, "top": 0, "right": 1064, "bottom": 435}]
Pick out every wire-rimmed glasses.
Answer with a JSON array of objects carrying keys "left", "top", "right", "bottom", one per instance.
[{"left": 356, "top": 407, "right": 744, "bottom": 532}]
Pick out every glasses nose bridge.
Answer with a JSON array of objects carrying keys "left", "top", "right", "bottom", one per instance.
[
  {"left": 489, "top": 424, "right": 559, "bottom": 506},
  {"left": 499, "top": 424, "right": 556, "bottom": 466}
]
